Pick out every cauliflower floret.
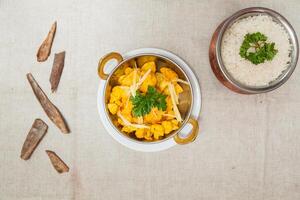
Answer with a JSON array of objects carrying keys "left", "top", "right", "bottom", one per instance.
[
  {"left": 164, "top": 111, "right": 175, "bottom": 120},
  {"left": 163, "top": 83, "right": 183, "bottom": 96},
  {"left": 118, "top": 75, "right": 126, "bottom": 84},
  {"left": 174, "top": 83, "right": 183, "bottom": 94},
  {"left": 160, "top": 67, "right": 178, "bottom": 80},
  {"left": 124, "top": 67, "right": 133, "bottom": 75},
  {"left": 117, "top": 118, "right": 124, "bottom": 126},
  {"left": 161, "top": 120, "right": 180, "bottom": 134},
  {"left": 122, "top": 126, "right": 136, "bottom": 133},
  {"left": 121, "top": 100, "right": 133, "bottom": 115},
  {"left": 164, "top": 97, "right": 176, "bottom": 120},
  {"left": 156, "top": 72, "right": 168, "bottom": 91},
  {"left": 162, "top": 121, "right": 173, "bottom": 134},
  {"left": 132, "top": 116, "right": 144, "bottom": 124},
  {"left": 135, "top": 128, "right": 145, "bottom": 139},
  {"left": 110, "top": 86, "right": 123, "bottom": 101},
  {"left": 144, "top": 129, "right": 153, "bottom": 141},
  {"left": 137, "top": 56, "right": 157, "bottom": 67},
  {"left": 109, "top": 86, "right": 128, "bottom": 104},
  {"left": 107, "top": 103, "right": 118, "bottom": 115},
  {"left": 166, "top": 96, "right": 173, "bottom": 112},
  {"left": 171, "top": 119, "right": 179, "bottom": 126},
  {"left": 139, "top": 72, "right": 157, "bottom": 93},
  {"left": 163, "top": 87, "right": 170, "bottom": 95},
  {"left": 150, "top": 124, "right": 165, "bottom": 140},
  {"left": 144, "top": 108, "right": 164, "bottom": 124},
  {"left": 118, "top": 70, "right": 136, "bottom": 86},
  {"left": 118, "top": 111, "right": 133, "bottom": 125},
  {"left": 171, "top": 120, "right": 180, "bottom": 130},
  {"left": 141, "top": 61, "right": 156, "bottom": 73}
]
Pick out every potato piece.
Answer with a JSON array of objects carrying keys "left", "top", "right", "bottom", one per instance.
[
  {"left": 141, "top": 61, "right": 156, "bottom": 73},
  {"left": 107, "top": 103, "right": 118, "bottom": 115},
  {"left": 160, "top": 67, "right": 178, "bottom": 80}
]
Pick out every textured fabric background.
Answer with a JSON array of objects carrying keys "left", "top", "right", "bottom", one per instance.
[{"left": 0, "top": 0, "right": 299, "bottom": 199}]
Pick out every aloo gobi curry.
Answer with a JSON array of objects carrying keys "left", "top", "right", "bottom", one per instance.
[{"left": 107, "top": 57, "right": 190, "bottom": 141}]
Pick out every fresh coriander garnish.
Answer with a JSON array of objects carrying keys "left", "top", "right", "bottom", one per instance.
[
  {"left": 130, "top": 86, "right": 167, "bottom": 117},
  {"left": 239, "top": 32, "right": 278, "bottom": 65}
]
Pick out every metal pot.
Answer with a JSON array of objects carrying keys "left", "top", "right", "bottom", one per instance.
[
  {"left": 209, "top": 7, "right": 299, "bottom": 94},
  {"left": 97, "top": 51, "right": 199, "bottom": 145}
]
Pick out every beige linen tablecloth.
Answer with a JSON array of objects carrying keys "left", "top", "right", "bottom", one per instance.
[{"left": 0, "top": 0, "right": 299, "bottom": 199}]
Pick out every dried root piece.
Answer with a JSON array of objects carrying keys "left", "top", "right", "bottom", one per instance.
[
  {"left": 20, "top": 119, "right": 48, "bottom": 160},
  {"left": 50, "top": 51, "right": 65, "bottom": 92},
  {"left": 46, "top": 150, "right": 69, "bottom": 173},
  {"left": 27, "top": 73, "right": 70, "bottom": 133},
  {"left": 37, "top": 21, "right": 57, "bottom": 62}
]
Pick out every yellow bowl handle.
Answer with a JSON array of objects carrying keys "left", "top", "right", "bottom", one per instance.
[
  {"left": 98, "top": 52, "right": 123, "bottom": 80},
  {"left": 174, "top": 118, "right": 199, "bottom": 145}
]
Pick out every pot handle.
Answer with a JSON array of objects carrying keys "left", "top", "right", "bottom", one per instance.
[
  {"left": 174, "top": 118, "right": 199, "bottom": 144},
  {"left": 98, "top": 52, "right": 123, "bottom": 80}
]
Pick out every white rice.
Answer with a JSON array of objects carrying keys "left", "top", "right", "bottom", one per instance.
[{"left": 221, "top": 15, "right": 292, "bottom": 86}]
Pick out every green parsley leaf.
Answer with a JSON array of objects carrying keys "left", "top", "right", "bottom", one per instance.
[
  {"left": 239, "top": 32, "right": 278, "bottom": 65},
  {"left": 130, "top": 86, "right": 167, "bottom": 117}
]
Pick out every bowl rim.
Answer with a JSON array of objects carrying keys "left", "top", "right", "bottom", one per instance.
[
  {"left": 215, "top": 7, "right": 299, "bottom": 94},
  {"left": 102, "top": 52, "right": 194, "bottom": 144}
]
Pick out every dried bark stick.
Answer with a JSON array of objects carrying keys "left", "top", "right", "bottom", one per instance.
[
  {"left": 20, "top": 119, "right": 48, "bottom": 160},
  {"left": 37, "top": 21, "right": 57, "bottom": 62},
  {"left": 27, "top": 73, "right": 70, "bottom": 133},
  {"left": 46, "top": 150, "right": 69, "bottom": 173},
  {"left": 50, "top": 51, "right": 65, "bottom": 92}
]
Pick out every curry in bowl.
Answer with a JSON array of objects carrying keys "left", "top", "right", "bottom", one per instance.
[{"left": 103, "top": 55, "right": 192, "bottom": 142}]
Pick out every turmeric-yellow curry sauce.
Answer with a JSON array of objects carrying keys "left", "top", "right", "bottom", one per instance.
[{"left": 107, "top": 57, "right": 189, "bottom": 141}]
